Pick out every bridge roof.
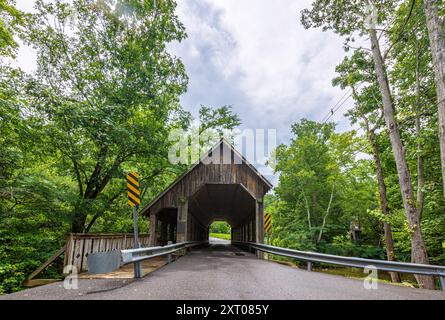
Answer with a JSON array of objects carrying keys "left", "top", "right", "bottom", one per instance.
[{"left": 141, "top": 138, "right": 273, "bottom": 217}]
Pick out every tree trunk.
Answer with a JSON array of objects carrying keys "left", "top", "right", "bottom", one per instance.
[
  {"left": 70, "top": 154, "right": 126, "bottom": 233},
  {"left": 317, "top": 183, "right": 335, "bottom": 244},
  {"left": 84, "top": 190, "right": 124, "bottom": 233},
  {"left": 369, "top": 28, "right": 435, "bottom": 289},
  {"left": 368, "top": 127, "right": 401, "bottom": 283},
  {"left": 301, "top": 188, "right": 312, "bottom": 231},
  {"left": 424, "top": 0, "right": 445, "bottom": 199},
  {"left": 71, "top": 203, "right": 88, "bottom": 233},
  {"left": 415, "top": 44, "right": 425, "bottom": 218},
  {"left": 352, "top": 85, "right": 400, "bottom": 282}
]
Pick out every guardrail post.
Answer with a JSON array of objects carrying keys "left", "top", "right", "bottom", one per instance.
[
  {"left": 167, "top": 241, "right": 173, "bottom": 264},
  {"left": 232, "top": 241, "right": 445, "bottom": 290}
]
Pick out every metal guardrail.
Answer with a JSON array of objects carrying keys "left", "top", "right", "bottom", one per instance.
[
  {"left": 121, "top": 241, "right": 206, "bottom": 264},
  {"left": 232, "top": 241, "right": 445, "bottom": 291},
  {"left": 87, "top": 241, "right": 206, "bottom": 276}
]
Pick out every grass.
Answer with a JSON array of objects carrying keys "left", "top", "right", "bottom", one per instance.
[{"left": 210, "top": 233, "right": 231, "bottom": 240}]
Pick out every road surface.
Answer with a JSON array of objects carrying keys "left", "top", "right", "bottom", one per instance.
[{"left": 1, "top": 239, "right": 445, "bottom": 300}]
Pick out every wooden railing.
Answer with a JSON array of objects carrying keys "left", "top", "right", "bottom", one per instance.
[
  {"left": 65, "top": 233, "right": 150, "bottom": 272},
  {"left": 25, "top": 233, "right": 150, "bottom": 287}
]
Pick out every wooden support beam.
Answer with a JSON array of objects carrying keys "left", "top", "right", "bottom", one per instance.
[
  {"left": 23, "top": 279, "right": 61, "bottom": 288},
  {"left": 255, "top": 200, "right": 264, "bottom": 258},
  {"left": 26, "top": 245, "right": 66, "bottom": 282},
  {"left": 149, "top": 213, "right": 158, "bottom": 247},
  {"left": 177, "top": 198, "right": 188, "bottom": 243}
]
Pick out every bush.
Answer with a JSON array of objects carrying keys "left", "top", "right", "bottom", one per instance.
[
  {"left": 209, "top": 221, "right": 231, "bottom": 234},
  {"left": 319, "top": 235, "right": 385, "bottom": 260},
  {"left": 0, "top": 263, "right": 25, "bottom": 294}
]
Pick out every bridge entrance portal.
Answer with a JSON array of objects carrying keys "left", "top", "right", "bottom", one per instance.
[
  {"left": 141, "top": 139, "right": 272, "bottom": 248},
  {"left": 208, "top": 220, "right": 231, "bottom": 241}
]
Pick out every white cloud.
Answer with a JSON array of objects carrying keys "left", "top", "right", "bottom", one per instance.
[
  {"left": 16, "top": 0, "right": 356, "bottom": 134},
  {"left": 170, "top": 0, "right": 356, "bottom": 138}
]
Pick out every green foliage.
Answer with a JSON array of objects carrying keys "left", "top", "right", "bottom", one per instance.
[
  {"left": 301, "top": 0, "right": 396, "bottom": 50},
  {"left": 0, "top": 0, "right": 25, "bottom": 57},
  {"left": 209, "top": 221, "right": 231, "bottom": 235},
  {"left": 0, "top": 263, "right": 25, "bottom": 294},
  {"left": 270, "top": 119, "right": 375, "bottom": 251},
  {"left": 210, "top": 233, "right": 231, "bottom": 240},
  {"left": 20, "top": 0, "right": 191, "bottom": 233},
  {"left": 199, "top": 105, "right": 241, "bottom": 135},
  {"left": 320, "top": 235, "right": 385, "bottom": 260},
  {"left": 2, "top": 0, "right": 445, "bottom": 295},
  {"left": 299, "top": 0, "right": 445, "bottom": 291},
  {"left": 0, "top": 0, "right": 242, "bottom": 294}
]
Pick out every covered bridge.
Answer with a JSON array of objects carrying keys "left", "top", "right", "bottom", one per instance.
[{"left": 141, "top": 139, "right": 273, "bottom": 246}]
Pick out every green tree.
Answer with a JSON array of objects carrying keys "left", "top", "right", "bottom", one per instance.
[
  {"left": 0, "top": 1, "right": 243, "bottom": 294},
  {"left": 209, "top": 221, "right": 231, "bottom": 234},
  {"left": 0, "top": 0, "right": 26, "bottom": 204},
  {"left": 23, "top": 0, "right": 189, "bottom": 233},
  {"left": 272, "top": 120, "right": 368, "bottom": 250},
  {"left": 333, "top": 50, "right": 401, "bottom": 282},
  {"left": 0, "top": 0, "right": 24, "bottom": 57},
  {"left": 388, "top": 1, "right": 445, "bottom": 268},
  {"left": 301, "top": 0, "right": 435, "bottom": 289},
  {"left": 423, "top": 0, "right": 445, "bottom": 198}
]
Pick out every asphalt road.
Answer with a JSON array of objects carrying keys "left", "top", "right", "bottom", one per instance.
[{"left": 2, "top": 239, "right": 445, "bottom": 300}]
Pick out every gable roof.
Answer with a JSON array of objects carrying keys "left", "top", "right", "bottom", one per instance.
[{"left": 140, "top": 138, "right": 273, "bottom": 215}]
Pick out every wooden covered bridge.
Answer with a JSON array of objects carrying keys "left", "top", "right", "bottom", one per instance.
[
  {"left": 141, "top": 139, "right": 273, "bottom": 247},
  {"left": 24, "top": 139, "right": 272, "bottom": 284}
]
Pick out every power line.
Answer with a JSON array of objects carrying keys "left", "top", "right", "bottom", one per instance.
[
  {"left": 321, "top": 89, "right": 352, "bottom": 123},
  {"left": 323, "top": 82, "right": 364, "bottom": 124},
  {"left": 323, "top": 92, "right": 353, "bottom": 123},
  {"left": 321, "top": 1, "right": 422, "bottom": 126}
]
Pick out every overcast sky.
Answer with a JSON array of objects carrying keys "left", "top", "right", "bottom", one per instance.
[{"left": 15, "top": 0, "right": 357, "bottom": 183}]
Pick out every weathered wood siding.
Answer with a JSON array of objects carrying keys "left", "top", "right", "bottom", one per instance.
[{"left": 146, "top": 145, "right": 270, "bottom": 217}]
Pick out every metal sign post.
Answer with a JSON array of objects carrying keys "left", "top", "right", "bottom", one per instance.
[
  {"left": 126, "top": 172, "right": 142, "bottom": 279},
  {"left": 132, "top": 205, "right": 141, "bottom": 278}
]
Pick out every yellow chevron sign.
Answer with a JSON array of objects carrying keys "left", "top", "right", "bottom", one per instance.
[
  {"left": 126, "top": 172, "right": 141, "bottom": 207},
  {"left": 264, "top": 213, "right": 272, "bottom": 234}
]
